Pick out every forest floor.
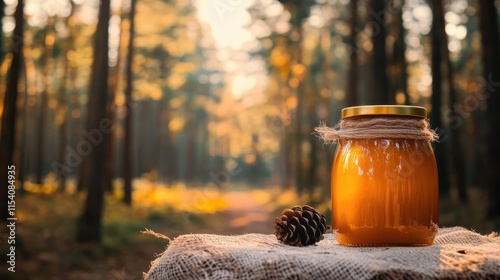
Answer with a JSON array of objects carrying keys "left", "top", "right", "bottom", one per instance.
[
  {"left": 223, "top": 191, "right": 275, "bottom": 234},
  {"left": 1, "top": 185, "right": 499, "bottom": 280},
  {"left": 116, "top": 190, "right": 277, "bottom": 280},
  {"left": 0, "top": 187, "right": 283, "bottom": 280}
]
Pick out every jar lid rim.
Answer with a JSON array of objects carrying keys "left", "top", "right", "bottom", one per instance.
[{"left": 341, "top": 105, "right": 427, "bottom": 119}]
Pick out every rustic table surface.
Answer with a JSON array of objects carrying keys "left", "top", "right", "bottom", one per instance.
[{"left": 144, "top": 227, "right": 500, "bottom": 280}]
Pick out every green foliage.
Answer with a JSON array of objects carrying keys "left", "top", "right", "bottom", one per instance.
[{"left": 102, "top": 220, "right": 145, "bottom": 253}]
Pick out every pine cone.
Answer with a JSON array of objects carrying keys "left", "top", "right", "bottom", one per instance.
[{"left": 274, "top": 205, "right": 330, "bottom": 246}]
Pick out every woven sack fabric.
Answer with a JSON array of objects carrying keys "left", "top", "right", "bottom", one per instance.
[{"left": 144, "top": 227, "right": 500, "bottom": 279}]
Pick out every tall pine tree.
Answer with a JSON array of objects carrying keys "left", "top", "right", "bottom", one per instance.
[{"left": 76, "top": 0, "right": 111, "bottom": 243}]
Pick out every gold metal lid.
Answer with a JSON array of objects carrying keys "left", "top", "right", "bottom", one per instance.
[{"left": 341, "top": 105, "right": 427, "bottom": 119}]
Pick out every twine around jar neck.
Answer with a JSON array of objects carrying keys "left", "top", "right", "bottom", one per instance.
[{"left": 314, "top": 117, "right": 439, "bottom": 144}]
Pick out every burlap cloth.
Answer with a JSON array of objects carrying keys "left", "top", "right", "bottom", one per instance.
[{"left": 144, "top": 227, "right": 500, "bottom": 279}]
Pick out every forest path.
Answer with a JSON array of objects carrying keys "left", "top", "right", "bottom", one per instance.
[
  {"left": 138, "top": 190, "right": 274, "bottom": 280},
  {"left": 221, "top": 191, "right": 274, "bottom": 234}
]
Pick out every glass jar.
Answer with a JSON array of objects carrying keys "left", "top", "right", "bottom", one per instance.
[{"left": 331, "top": 105, "right": 438, "bottom": 246}]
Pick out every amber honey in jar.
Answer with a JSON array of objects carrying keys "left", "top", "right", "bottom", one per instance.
[{"left": 323, "top": 105, "right": 438, "bottom": 246}]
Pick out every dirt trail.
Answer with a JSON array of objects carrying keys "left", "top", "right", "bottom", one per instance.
[
  {"left": 222, "top": 191, "right": 274, "bottom": 234},
  {"left": 138, "top": 191, "right": 274, "bottom": 280}
]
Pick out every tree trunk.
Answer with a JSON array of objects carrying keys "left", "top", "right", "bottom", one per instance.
[
  {"left": 0, "top": 0, "right": 23, "bottom": 222},
  {"left": 370, "top": 0, "right": 390, "bottom": 104},
  {"left": 164, "top": 98, "right": 177, "bottom": 184},
  {"left": 278, "top": 0, "right": 314, "bottom": 191},
  {"left": 282, "top": 121, "right": 293, "bottom": 189},
  {"left": 277, "top": 81, "right": 291, "bottom": 189},
  {"left": 184, "top": 117, "right": 194, "bottom": 183},
  {"left": 441, "top": 24, "right": 467, "bottom": 203},
  {"left": 35, "top": 20, "right": 55, "bottom": 185},
  {"left": 18, "top": 59, "right": 27, "bottom": 194},
  {"left": 20, "top": 40, "right": 38, "bottom": 192},
  {"left": 0, "top": 0, "right": 5, "bottom": 62},
  {"left": 347, "top": 0, "right": 358, "bottom": 106},
  {"left": 57, "top": 7, "right": 75, "bottom": 192},
  {"left": 392, "top": 0, "right": 409, "bottom": 105},
  {"left": 157, "top": 50, "right": 174, "bottom": 184},
  {"left": 76, "top": 92, "right": 88, "bottom": 193},
  {"left": 294, "top": 26, "right": 304, "bottom": 194},
  {"left": 319, "top": 25, "right": 333, "bottom": 188},
  {"left": 70, "top": 54, "right": 82, "bottom": 186},
  {"left": 57, "top": 70, "right": 69, "bottom": 192},
  {"left": 102, "top": 102, "right": 115, "bottom": 193},
  {"left": 430, "top": 0, "right": 450, "bottom": 198},
  {"left": 306, "top": 105, "right": 318, "bottom": 199},
  {"left": 103, "top": 9, "right": 126, "bottom": 194},
  {"left": 199, "top": 105, "right": 209, "bottom": 184},
  {"left": 478, "top": 0, "right": 500, "bottom": 218},
  {"left": 76, "top": 0, "right": 110, "bottom": 243},
  {"left": 123, "top": 0, "right": 136, "bottom": 206},
  {"left": 64, "top": 15, "right": 81, "bottom": 170}
]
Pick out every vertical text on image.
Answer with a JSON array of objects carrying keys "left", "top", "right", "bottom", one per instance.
[{"left": 6, "top": 165, "right": 17, "bottom": 272}]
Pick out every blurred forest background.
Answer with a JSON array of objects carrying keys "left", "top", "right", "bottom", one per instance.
[{"left": 1, "top": 0, "right": 500, "bottom": 279}]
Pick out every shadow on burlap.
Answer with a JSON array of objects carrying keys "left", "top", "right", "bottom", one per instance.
[{"left": 143, "top": 227, "right": 500, "bottom": 279}]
